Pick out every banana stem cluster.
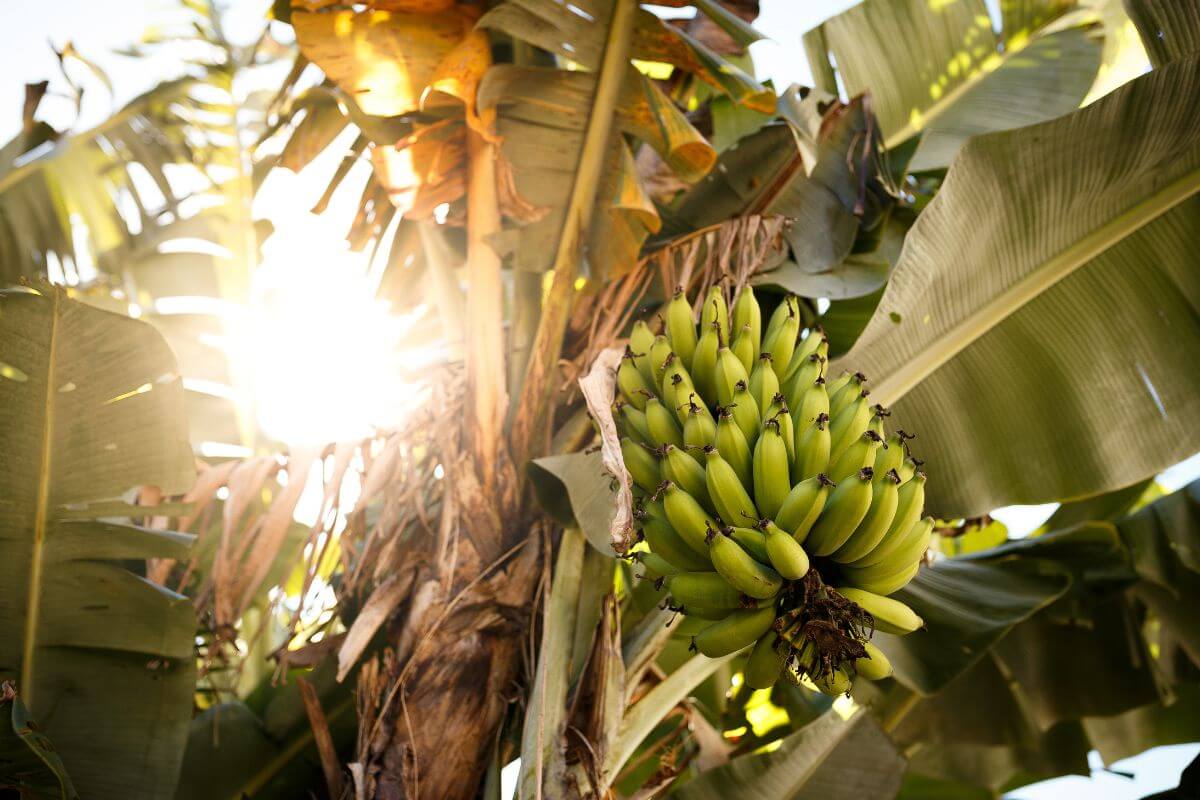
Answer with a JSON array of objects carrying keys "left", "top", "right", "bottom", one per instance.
[{"left": 615, "top": 286, "right": 931, "bottom": 694}]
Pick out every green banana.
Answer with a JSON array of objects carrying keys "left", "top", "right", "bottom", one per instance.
[
  {"left": 728, "top": 526, "right": 771, "bottom": 564},
  {"left": 794, "top": 326, "right": 826, "bottom": 363},
  {"left": 836, "top": 587, "right": 924, "bottom": 634},
  {"left": 660, "top": 480, "right": 718, "bottom": 557},
  {"left": 645, "top": 397, "right": 683, "bottom": 448},
  {"left": 849, "top": 515, "right": 933, "bottom": 580},
  {"left": 814, "top": 667, "right": 852, "bottom": 697},
  {"left": 731, "top": 286, "right": 762, "bottom": 359},
  {"left": 828, "top": 371, "right": 866, "bottom": 417},
  {"left": 617, "top": 348, "right": 653, "bottom": 410},
  {"left": 828, "top": 430, "right": 883, "bottom": 483},
  {"left": 682, "top": 397, "right": 717, "bottom": 459},
  {"left": 805, "top": 467, "right": 874, "bottom": 556},
  {"left": 637, "top": 551, "right": 681, "bottom": 579},
  {"left": 774, "top": 474, "right": 832, "bottom": 542},
  {"left": 744, "top": 632, "right": 784, "bottom": 689},
  {"left": 701, "top": 285, "right": 730, "bottom": 345},
  {"left": 766, "top": 394, "right": 795, "bottom": 466},
  {"left": 855, "top": 641, "right": 894, "bottom": 681},
  {"left": 630, "top": 320, "right": 656, "bottom": 385},
  {"left": 825, "top": 370, "right": 854, "bottom": 398},
  {"left": 748, "top": 353, "right": 780, "bottom": 416},
  {"left": 764, "top": 299, "right": 799, "bottom": 380},
  {"left": 896, "top": 455, "right": 920, "bottom": 484},
  {"left": 667, "top": 571, "right": 744, "bottom": 609},
  {"left": 675, "top": 615, "right": 711, "bottom": 637},
  {"left": 639, "top": 505, "right": 710, "bottom": 570},
  {"left": 872, "top": 432, "right": 907, "bottom": 477},
  {"left": 648, "top": 334, "right": 673, "bottom": 388},
  {"left": 704, "top": 446, "right": 759, "bottom": 527},
  {"left": 617, "top": 401, "right": 652, "bottom": 445},
  {"left": 714, "top": 407, "right": 754, "bottom": 491},
  {"left": 851, "top": 475, "right": 927, "bottom": 567},
  {"left": 709, "top": 527, "right": 783, "bottom": 600},
  {"left": 729, "top": 381, "right": 761, "bottom": 447},
  {"left": 793, "top": 377, "right": 829, "bottom": 431},
  {"left": 763, "top": 295, "right": 795, "bottom": 344},
  {"left": 828, "top": 392, "right": 871, "bottom": 460},
  {"left": 831, "top": 469, "right": 900, "bottom": 563},
  {"left": 753, "top": 418, "right": 792, "bottom": 520},
  {"left": 731, "top": 323, "right": 756, "bottom": 374},
  {"left": 843, "top": 560, "right": 920, "bottom": 595},
  {"left": 694, "top": 605, "right": 776, "bottom": 657},
  {"left": 783, "top": 352, "right": 825, "bottom": 410},
  {"left": 692, "top": 319, "right": 721, "bottom": 404},
  {"left": 664, "top": 288, "right": 698, "bottom": 368},
  {"left": 715, "top": 345, "right": 750, "bottom": 407},
  {"left": 661, "top": 356, "right": 693, "bottom": 423},
  {"left": 794, "top": 412, "right": 831, "bottom": 481},
  {"left": 683, "top": 605, "right": 740, "bottom": 621},
  {"left": 663, "top": 444, "right": 712, "bottom": 511},
  {"left": 763, "top": 520, "right": 810, "bottom": 579},
  {"left": 621, "top": 438, "right": 661, "bottom": 493}
]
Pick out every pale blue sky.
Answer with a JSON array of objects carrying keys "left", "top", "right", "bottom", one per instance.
[{"left": 2, "top": 1, "right": 1196, "bottom": 797}]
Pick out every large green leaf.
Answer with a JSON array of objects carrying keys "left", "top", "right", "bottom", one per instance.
[
  {"left": 673, "top": 710, "right": 905, "bottom": 800},
  {"left": 0, "top": 288, "right": 197, "bottom": 799},
  {"left": 877, "top": 524, "right": 1133, "bottom": 694},
  {"left": 805, "top": 0, "right": 1104, "bottom": 171},
  {"left": 839, "top": 55, "right": 1200, "bottom": 516},
  {"left": 1124, "top": 0, "right": 1200, "bottom": 66},
  {"left": 174, "top": 659, "right": 356, "bottom": 800}
]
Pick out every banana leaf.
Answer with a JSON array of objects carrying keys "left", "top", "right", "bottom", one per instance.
[
  {"left": 174, "top": 658, "right": 356, "bottom": 800},
  {"left": 672, "top": 709, "right": 905, "bottom": 800},
  {"left": 840, "top": 54, "right": 1200, "bottom": 517},
  {"left": 805, "top": 0, "right": 1105, "bottom": 171},
  {"left": 0, "top": 288, "right": 197, "bottom": 799},
  {"left": 0, "top": 683, "right": 78, "bottom": 799},
  {"left": 1124, "top": 0, "right": 1200, "bottom": 66}
]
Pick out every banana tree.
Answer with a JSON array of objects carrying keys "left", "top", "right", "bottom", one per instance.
[{"left": 4, "top": 0, "right": 1200, "bottom": 798}]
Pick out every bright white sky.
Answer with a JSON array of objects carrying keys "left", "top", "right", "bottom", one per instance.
[{"left": 2, "top": 1, "right": 1197, "bottom": 797}]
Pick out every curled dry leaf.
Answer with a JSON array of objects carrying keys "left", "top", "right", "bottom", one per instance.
[{"left": 578, "top": 347, "right": 634, "bottom": 555}]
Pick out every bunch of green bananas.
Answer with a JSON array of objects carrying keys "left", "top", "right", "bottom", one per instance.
[{"left": 615, "top": 286, "right": 932, "bottom": 694}]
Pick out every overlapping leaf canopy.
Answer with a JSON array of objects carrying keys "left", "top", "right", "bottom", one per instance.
[{"left": 0, "top": 289, "right": 197, "bottom": 798}]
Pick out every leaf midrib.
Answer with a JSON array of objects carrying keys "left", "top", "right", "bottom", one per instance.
[
  {"left": 871, "top": 163, "right": 1200, "bottom": 406},
  {"left": 23, "top": 289, "right": 59, "bottom": 710}
]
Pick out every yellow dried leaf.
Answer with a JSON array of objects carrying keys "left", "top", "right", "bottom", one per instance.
[
  {"left": 292, "top": 6, "right": 472, "bottom": 117},
  {"left": 423, "top": 28, "right": 496, "bottom": 137},
  {"left": 371, "top": 119, "right": 467, "bottom": 219}
]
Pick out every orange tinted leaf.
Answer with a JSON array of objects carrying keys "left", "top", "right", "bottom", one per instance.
[
  {"left": 371, "top": 119, "right": 467, "bottom": 219},
  {"left": 292, "top": 7, "right": 472, "bottom": 117},
  {"left": 423, "top": 28, "right": 496, "bottom": 136}
]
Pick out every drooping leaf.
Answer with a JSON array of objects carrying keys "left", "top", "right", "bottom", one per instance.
[
  {"left": 674, "top": 710, "right": 905, "bottom": 800},
  {"left": 0, "top": 288, "right": 197, "bottom": 799},
  {"left": 478, "top": 64, "right": 713, "bottom": 279},
  {"left": 805, "top": 0, "right": 1104, "bottom": 171},
  {"left": 478, "top": 0, "right": 773, "bottom": 112},
  {"left": 529, "top": 451, "right": 619, "bottom": 555},
  {"left": 840, "top": 55, "right": 1200, "bottom": 516},
  {"left": 0, "top": 682, "right": 78, "bottom": 799}
]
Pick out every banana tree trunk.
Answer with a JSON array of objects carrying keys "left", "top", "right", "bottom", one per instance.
[{"left": 375, "top": 560, "right": 539, "bottom": 798}]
